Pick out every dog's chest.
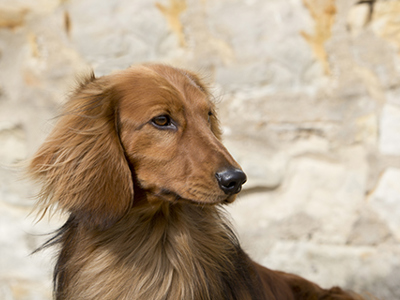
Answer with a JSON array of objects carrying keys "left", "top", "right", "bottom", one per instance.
[{"left": 65, "top": 206, "right": 260, "bottom": 300}]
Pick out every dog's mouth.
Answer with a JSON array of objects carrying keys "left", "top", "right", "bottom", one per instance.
[{"left": 145, "top": 187, "right": 235, "bottom": 205}]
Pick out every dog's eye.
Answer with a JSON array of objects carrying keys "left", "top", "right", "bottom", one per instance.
[
  {"left": 152, "top": 115, "right": 170, "bottom": 127},
  {"left": 151, "top": 115, "right": 176, "bottom": 130},
  {"left": 208, "top": 111, "right": 213, "bottom": 123}
]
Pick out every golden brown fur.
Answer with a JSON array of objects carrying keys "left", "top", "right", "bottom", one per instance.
[{"left": 29, "top": 64, "right": 369, "bottom": 299}]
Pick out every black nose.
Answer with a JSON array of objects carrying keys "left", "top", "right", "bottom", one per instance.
[{"left": 215, "top": 168, "right": 247, "bottom": 195}]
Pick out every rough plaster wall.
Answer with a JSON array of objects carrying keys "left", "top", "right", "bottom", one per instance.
[{"left": 0, "top": 0, "right": 399, "bottom": 299}]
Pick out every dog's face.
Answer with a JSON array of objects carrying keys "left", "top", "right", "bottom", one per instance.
[
  {"left": 117, "top": 65, "right": 245, "bottom": 205},
  {"left": 29, "top": 64, "right": 246, "bottom": 229}
]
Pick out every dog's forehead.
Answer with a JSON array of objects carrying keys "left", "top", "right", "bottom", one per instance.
[
  {"left": 176, "top": 76, "right": 211, "bottom": 111},
  {"left": 138, "top": 65, "right": 210, "bottom": 110},
  {"left": 150, "top": 65, "right": 211, "bottom": 108},
  {"left": 117, "top": 66, "right": 212, "bottom": 122}
]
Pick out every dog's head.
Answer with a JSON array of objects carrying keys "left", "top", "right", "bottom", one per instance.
[{"left": 29, "top": 64, "right": 246, "bottom": 229}]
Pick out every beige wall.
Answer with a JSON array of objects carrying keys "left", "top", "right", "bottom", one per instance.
[{"left": 0, "top": 0, "right": 399, "bottom": 299}]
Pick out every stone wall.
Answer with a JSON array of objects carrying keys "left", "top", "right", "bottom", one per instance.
[{"left": 0, "top": 0, "right": 399, "bottom": 299}]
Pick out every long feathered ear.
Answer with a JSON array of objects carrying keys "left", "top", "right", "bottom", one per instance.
[{"left": 28, "top": 73, "right": 133, "bottom": 230}]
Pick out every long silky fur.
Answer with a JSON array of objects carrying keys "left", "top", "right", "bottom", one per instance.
[{"left": 47, "top": 203, "right": 265, "bottom": 300}]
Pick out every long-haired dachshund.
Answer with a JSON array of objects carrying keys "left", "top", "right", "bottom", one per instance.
[{"left": 29, "top": 64, "right": 367, "bottom": 299}]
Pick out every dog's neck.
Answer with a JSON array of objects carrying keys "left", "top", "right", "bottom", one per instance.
[{"left": 55, "top": 202, "right": 261, "bottom": 300}]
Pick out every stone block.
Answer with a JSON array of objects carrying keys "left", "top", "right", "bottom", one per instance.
[
  {"left": 379, "top": 104, "right": 400, "bottom": 155},
  {"left": 0, "top": 122, "right": 26, "bottom": 164},
  {"left": 369, "top": 168, "right": 400, "bottom": 241},
  {"left": 228, "top": 146, "right": 368, "bottom": 246}
]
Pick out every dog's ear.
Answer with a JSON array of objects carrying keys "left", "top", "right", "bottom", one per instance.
[{"left": 29, "top": 73, "right": 133, "bottom": 230}]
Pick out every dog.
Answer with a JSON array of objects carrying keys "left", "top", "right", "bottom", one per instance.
[{"left": 29, "top": 64, "right": 367, "bottom": 299}]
